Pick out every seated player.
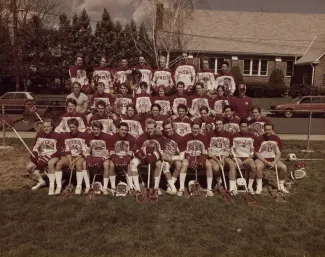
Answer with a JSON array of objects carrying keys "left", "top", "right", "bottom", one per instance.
[
  {"left": 210, "top": 85, "right": 230, "bottom": 116},
  {"left": 248, "top": 105, "right": 271, "bottom": 137},
  {"left": 120, "top": 104, "right": 144, "bottom": 138},
  {"left": 84, "top": 121, "right": 110, "bottom": 195},
  {"left": 161, "top": 119, "right": 185, "bottom": 195},
  {"left": 141, "top": 104, "right": 169, "bottom": 133},
  {"left": 254, "top": 123, "right": 288, "bottom": 194},
  {"left": 152, "top": 56, "right": 174, "bottom": 95},
  {"left": 223, "top": 105, "right": 240, "bottom": 134},
  {"left": 206, "top": 118, "right": 237, "bottom": 194},
  {"left": 130, "top": 118, "right": 165, "bottom": 194},
  {"left": 89, "top": 81, "right": 113, "bottom": 110},
  {"left": 189, "top": 83, "right": 210, "bottom": 119},
  {"left": 177, "top": 119, "right": 214, "bottom": 197},
  {"left": 26, "top": 119, "right": 61, "bottom": 195},
  {"left": 171, "top": 81, "right": 190, "bottom": 116},
  {"left": 196, "top": 106, "right": 215, "bottom": 134},
  {"left": 113, "top": 83, "right": 133, "bottom": 115},
  {"left": 108, "top": 122, "right": 136, "bottom": 194},
  {"left": 172, "top": 104, "right": 192, "bottom": 137},
  {"left": 231, "top": 119, "right": 257, "bottom": 195},
  {"left": 55, "top": 98, "right": 87, "bottom": 133},
  {"left": 54, "top": 118, "right": 88, "bottom": 195},
  {"left": 152, "top": 86, "right": 172, "bottom": 115}
]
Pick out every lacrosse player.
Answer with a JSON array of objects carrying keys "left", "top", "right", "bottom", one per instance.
[
  {"left": 26, "top": 119, "right": 61, "bottom": 194},
  {"left": 135, "top": 81, "right": 152, "bottom": 114},
  {"left": 248, "top": 106, "right": 271, "bottom": 137},
  {"left": 54, "top": 118, "right": 88, "bottom": 195},
  {"left": 89, "top": 81, "right": 113, "bottom": 111},
  {"left": 254, "top": 123, "right": 288, "bottom": 194},
  {"left": 133, "top": 55, "right": 152, "bottom": 95},
  {"left": 223, "top": 105, "right": 240, "bottom": 134},
  {"left": 172, "top": 104, "right": 192, "bottom": 137},
  {"left": 69, "top": 53, "right": 92, "bottom": 95},
  {"left": 112, "top": 58, "right": 132, "bottom": 92},
  {"left": 141, "top": 104, "right": 169, "bottom": 134},
  {"left": 130, "top": 118, "right": 165, "bottom": 193},
  {"left": 196, "top": 106, "right": 215, "bottom": 135},
  {"left": 174, "top": 52, "right": 196, "bottom": 95},
  {"left": 55, "top": 98, "right": 87, "bottom": 133},
  {"left": 66, "top": 81, "right": 89, "bottom": 113},
  {"left": 152, "top": 86, "right": 172, "bottom": 116},
  {"left": 113, "top": 83, "right": 133, "bottom": 115},
  {"left": 189, "top": 83, "right": 210, "bottom": 119},
  {"left": 93, "top": 56, "right": 113, "bottom": 93},
  {"left": 108, "top": 122, "right": 136, "bottom": 194},
  {"left": 232, "top": 84, "right": 254, "bottom": 119},
  {"left": 206, "top": 118, "right": 238, "bottom": 194},
  {"left": 196, "top": 58, "right": 216, "bottom": 95},
  {"left": 84, "top": 121, "right": 111, "bottom": 195},
  {"left": 177, "top": 119, "right": 214, "bottom": 197},
  {"left": 120, "top": 104, "right": 144, "bottom": 138},
  {"left": 152, "top": 56, "right": 174, "bottom": 95},
  {"left": 161, "top": 119, "right": 185, "bottom": 195},
  {"left": 231, "top": 119, "right": 257, "bottom": 195},
  {"left": 214, "top": 61, "right": 236, "bottom": 96},
  {"left": 171, "top": 81, "right": 190, "bottom": 116},
  {"left": 210, "top": 85, "right": 230, "bottom": 116}
]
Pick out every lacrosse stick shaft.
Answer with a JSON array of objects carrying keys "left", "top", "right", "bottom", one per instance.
[
  {"left": 12, "top": 127, "right": 35, "bottom": 157},
  {"left": 2, "top": 105, "right": 5, "bottom": 147},
  {"left": 218, "top": 154, "right": 228, "bottom": 191},
  {"left": 231, "top": 149, "right": 249, "bottom": 192},
  {"left": 147, "top": 163, "right": 151, "bottom": 189},
  {"left": 194, "top": 140, "right": 198, "bottom": 181},
  {"left": 35, "top": 112, "right": 43, "bottom": 123},
  {"left": 275, "top": 164, "right": 280, "bottom": 191},
  {"left": 124, "top": 171, "right": 134, "bottom": 190}
]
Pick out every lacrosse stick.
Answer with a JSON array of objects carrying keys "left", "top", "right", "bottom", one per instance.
[
  {"left": 123, "top": 170, "right": 145, "bottom": 203},
  {"left": 191, "top": 140, "right": 202, "bottom": 197},
  {"left": 24, "top": 100, "right": 43, "bottom": 123},
  {"left": 231, "top": 149, "right": 257, "bottom": 205},
  {"left": 218, "top": 154, "right": 234, "bottom": 204},
  {"left": 85, "top": 174, "right": 103, "bottom": 199},
  {"left": 61, "top": 156, "right": 82, "bottom": 198},
  {"left": 275, "top": 164, "right": 286, "bottom": 203},
  {"left": 146, "top": 163, "right": 152, "bottom": 199}
]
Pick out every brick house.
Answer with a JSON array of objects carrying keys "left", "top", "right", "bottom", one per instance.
[{"left": 156, "top": 8, "right": 325, "bottom": 88}]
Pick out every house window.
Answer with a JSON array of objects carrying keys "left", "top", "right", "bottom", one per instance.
[
  {"left": 214, "top": 57, "right": 225, "bottom": 74},
  {"left": 243, "top": 59, "right": 268, "bottom": 76},
  {"left": 303, "top": 73, "right": 308, "bottom": 84},
  {"left": 286, "top": 61, "right": 294, "bottom": 76}
]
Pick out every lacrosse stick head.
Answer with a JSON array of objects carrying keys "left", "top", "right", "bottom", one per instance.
[
  {"left": 135, "top": 191, "right": 146, "bottom": 203},
  {"left": 93, "top": 182, "right": 103, "bottom": 195},
  {"left": 0, "top": 114, "right": 14, "bottom": 128},
  {"left": 61, "top": 184, "right": 74, "bottom": 198},
  {"left": 275, "top": 191, "right": 286, "bottom": 203},
  {"left": 291, "top": 168, "right": 307, "bottom": 180},
  {"left": 149, "top": 188, "right": 159, "bottom": 202},
  {"left": 116, "top": 182, "right": 129, "bottom": 197},
  {"left": 244, "top": 192, "right": 258, "bottom": 205},
  {"left": 188, "top": 180, "right": 202, "bottom": 196},
  {"left": 85, "top": 188, "right": 96, "bottom": 199}
]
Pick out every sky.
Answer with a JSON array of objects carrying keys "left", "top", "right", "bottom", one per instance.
[{"left": 63, "top": 0, "right": 325, "bottom": 25}]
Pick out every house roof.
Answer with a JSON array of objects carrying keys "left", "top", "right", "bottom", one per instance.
[
  {"left": 295, "top": 33, "right": 325, "bottom": 65},
  {"left": 157, "top": 9, "right": 325, "bottom": 57}
]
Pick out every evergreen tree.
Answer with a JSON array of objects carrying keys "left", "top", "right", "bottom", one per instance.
[
  {"left": 0, "top": 16, "right": 13, "bottom": 79},
  {"left": 111, "top": 20, "right": 123, "bottom": 67}
]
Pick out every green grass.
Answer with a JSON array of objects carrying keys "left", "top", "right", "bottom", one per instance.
[{"left": 1, "top": 142, "right": 325, "bottom": 257}]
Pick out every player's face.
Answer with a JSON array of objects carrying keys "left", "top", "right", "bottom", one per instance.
[
  {"left": 69, "top": 124, "right": 78, "bottom": 134},
  {"left": 224, "top": 108, "right": 233, "bottom": 118},
  {"left": 182, "top": 53, "right": 188, "bottom": 62},
  {"left": 127, "top": 107, "right": 135, "bottom": 117},
  {"left": 92, "top": 126, "right": 102, "bottom": 137},
  {"left": 160, "top": 59, "right": 166, "bottom": 68},
  {"left": 139, "top": 57, "right": 145, "bottom": 65},
  {"left": 121, "top": 59, "right": 128, "bottom": 67},
  {"left": 120, "top": 85, "right": 127, "bottom": 94},
  {"left": 252, "top": 109, "right": 261, "bottom": 119},
  {"left": 119, "top": 125, "right": 128, "bottom": 137},
  {"left": 224, "top": 78, "right": 231, "bottom": 85},
  {"left": 178, "top": 108, "right": 186, "bottom": 118},
  {"left": 146, "top": 123, "right": 156, "bottom": 136},
  {"left": 151, "top": 106, "right": 160, "bottom": 117},
  {"left": 100, "top": 58, "right": 107, "bottom": 67},
  {"left": 215, "top": 121, "right": 224, "bottom": 131},
  {"left": 221, "top": 64, "right": 228, "bottom": 73},
  {"left": 97, "top": 84, "right": 104, "bottom": 94},
  {"left": 217, "top": 87, "right": 224, "bottom": 96},
  {"left": 76, "top": 57, "right": 83, "bottom": 66},
  {"left": 67, "top": 103, "right": 76, "bottom": 113},
  {"left": 177, "top": 84, "right": 184, "bottom": 94},
  {"left": 192, "top": 124, "right": 201, "bottom": 136},
  {"left": 158, "top": 88, "right": 165, "bottom": 96},
  {"left": 97, "top": 105, "right": 105, "bottom": 116},
  {"left": 164, "top": 123, "right": 174, "bottom": 137},
  {"left": 239, "top": 88, "right": 246, "bottom": 97},
  {"left": 196, "top": 85, "right": 203, "bottom": 95},
  {"left": 43, "top": 121, "right": 53, "bottom": 134},
  {"left": 264, "top": 125, "right": 274, "bottom": 137},
  {"left": 240, "top": 123, "right": 248, "bottom": 133},
  {"left": 202, "top": 61, "right": 209, "bottom": 69},
  {"left": 200, "top": 110, "right": 208, "bottom": 119},
  {"left": 73, "top": 84, "right": 81, "bottom": 94},
  {"left": 140, "top": 84, "right": 147, "bottom": 92}
]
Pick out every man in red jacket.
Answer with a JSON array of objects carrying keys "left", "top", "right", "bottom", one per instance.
[{"left": 232, "top": 84, "right": 254, "bottom": 119}]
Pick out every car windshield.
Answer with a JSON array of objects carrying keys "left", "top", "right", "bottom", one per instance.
[
  {"left": 30, "top": 93, "right": 39, "bottom": 99},
  {"left": 292, "top": 97, "right": 302, "bottom": 103}
]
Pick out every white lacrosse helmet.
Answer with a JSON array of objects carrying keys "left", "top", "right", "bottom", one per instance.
[
  {"left": 188, "top": 180, "right": 196, "bottom": 193},
  {"left": 236, "top": 178, "right": 246, "bottom": 186},
  {"left": 291, "top": 168, "right": 307, "bottom": 180},
  {"left": 94, "top": 182, "right": 103, "bottom": 195},
  {"left": 116, "top": 182, "right": 129, "bottom": 197},
  {"left": 287, "top": 153, "right": 298, "bottom": 161}
]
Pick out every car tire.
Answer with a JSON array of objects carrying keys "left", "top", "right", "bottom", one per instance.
[{"left": 284, "top": 109, "right": 294, "bottom": 118}]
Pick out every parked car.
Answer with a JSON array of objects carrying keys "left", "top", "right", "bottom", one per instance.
[
  {"left": 269, "top": 96, "right": 325, "bottom": 118},
  {"left": 0, "top": 92, "right": 39, "bottom": 113}
]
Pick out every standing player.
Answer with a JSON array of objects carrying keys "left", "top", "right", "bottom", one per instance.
[
  {"left": 232, "top": 84, "right": 254, "bottom": 119},
  {"left": 26, "top": 119, "right": 61, "bottom": 195},
  {"left": 93, "top": 56, "right": 112, "bottom": 93},
  {"left": 172, "top": 104, "right": 192, "bottom": 137},
  {"left": 254, "top": 123, "right": 288, "bottom": 194},
  {"left": 174, "top": 52, "right": 196, "bottom": 95},
  {"left": 152, "top": 56, "right": 174, "bottom": 95},
  {"left": 69, "top": 54, "right": 91, "bottom": 94},
  {"left": 177, "top": 119, "right": 214, "bottom": 197},
  {"left": 231, "top": 119, "right": 257, "bottom": 195},
  {"left": 171, "top": 82, "right": 190, "bottom": 116},
  {"left": 54, "top": 118, "right": 88, "bottom": 195},
  {"left": 248, "top": 106, "right": 271, "bottom": 137},
  {"left": 214, "top": 61, "right": 236, "bottom": 96},
  {"left": 196, "top": 58, "right": 216, "bottom": 95},
  {"left": 84, "top": 121, "right": 110, "bottom": 194},
  {"left": 108, "top": 122, "right": 136, "bottom": 194},
  {"left": 66, "top": 81, "right": 89, "bottom": 113},
  {"left": 120, "top": 104, "right": 144, "bottom": 138},
  {"left": 133, "top": 56, "right": 152, "bottom": 95},
  {"left": 112, "top": 58, "right": 132, "bottom": 93},
  {"left": 223, "top": 105, "right": 240, "bottom": 134}
]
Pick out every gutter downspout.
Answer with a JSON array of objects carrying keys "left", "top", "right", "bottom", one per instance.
[{"left": 311, "top": 63, "right": 315, "bottom": 85}]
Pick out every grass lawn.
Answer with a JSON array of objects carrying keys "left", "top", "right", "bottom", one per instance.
[{"left": 1, "top": 141, "right": 325, "bottom": 257}]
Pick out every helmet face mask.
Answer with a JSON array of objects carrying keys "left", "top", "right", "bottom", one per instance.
[{"left": 116, "top": 182, "right": 129, "bottom": 197}]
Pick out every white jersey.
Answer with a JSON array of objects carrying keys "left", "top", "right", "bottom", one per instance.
[
  {"left": 215, "top": 75, "right": 236, "bottom": 95},
  {"left": 93, "top": 69, "right": 112, "bottom": 93},
  {"left": 121, "top": 119, "right": 144, "bottom": 138},
  {"left": 64, "top": 138, "right": 87, "bottom": 157},
  {"left": 90, "top": 119, "right": 116, "bottom": 135},
  {"left": 257, "top": 141, "right": 280, "bottom": 159},
  {"left": 232, "top": 135, "right": 255, "bottom": 158},
  {"left": 135, "top": 96, "right": 152, "bottom": 114},
  {"left": 190, "top": 98, "right": 210, "bottom": 116},
  {"left": 153, "top": 99, "right": 171, "bottom": 115},
  {"left": 55, "top": 117, "right": 86, "bottom": 133},
  {"left": 152, "top": 69, "right": 173, "bottom": 87},
  {"left": 115, "top": 69, "right": 131, "bottom": 84},
  {"left": 196, "top": 70, "right": 216, "bottom": 91},
  {"left": 91, "top": 97, "right": 111, "bottom": 109},
  {"left": 174, "top": 64, "right": 196, "bottom": 88},
  {"left": 173, "top": 122, "right": 191, "bottom": 137},
  {"left": 114, "top": 97, "right": 133, "bottom": 115},
  {"left": 212, "top": 99, "right": 229, "bottom": 115}
]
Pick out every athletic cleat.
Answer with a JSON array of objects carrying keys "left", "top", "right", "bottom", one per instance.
[
  {"left": 280, "top": 185, "right": 289, "bottom": 194},
  {"left": 102, "top": 188, "right": 111, "bottom": 196},
  {"left": 84, "top": 187, "right": 90, "bottom": 194},
  {"left": 248, "top": 188, "right": 255, "bottom": 195},
  {"left": 166, "top": 187, "right": 177, "bottom": 195},
  {"left": 48, "top": 187, "right": 55, "bottom": 196},
  {"left": 54, "top": 187, "right": 62, "bottom": 195},
  {"left": 206, "top": 190, "right": 214, "bottom": 197},
  {"left": 31, "top": 181, "right": 46, "bottom": 190},
  {"left": 75, "top": 186, "right": 82, "bottom": 195},
  {"left": 230, "top": 189, "right": 238, "bottom": 196},
  {"left": 177, "top": 189, "right": 184, "bottom": 197},
  {"left": 255, "top": 187, "right": 263, "bottom": 195},
  {"left": 158, "top": 189, "right": 162, "bottom": 196}
]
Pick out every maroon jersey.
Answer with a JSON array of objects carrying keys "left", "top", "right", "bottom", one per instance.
[
  {"left": 255, "top": 134, "right": 283, "bottom": 160},
  {"left": 181, "top": 133, "right": 209, "bottom": 156},
  {"left": 93, "top": 67, "right": 112, "bottom": 92},
  {"left": 32, "top": 131, "right": 62, "bottom": 158},
  {"left": 62, "top": 131, "right": 88, "bottom": 157},
  {"left": 163, "top": 132, "right": 184, "bottom": 156},
  {"left": 232, "top": 96, "right": 254, "bottom": 119},
  {"left": 90, "top": 92, "right": 113, "bottom": 108},
  {"left": 248, "top": 116, "right": 271, "bottom": 137},
  {"left": 232, "top": 132, "right": 257, "bottom": 158},
  {"left": 223, "top": 116, "right": 240, "bottom": 134},
  {"left": 108, "top": 133, "right": 136, "bottom": 157},
  {"left": 206, "top": 130, "right": 233, "bottom": 156},
  {"left": 86, "top": 133, "right": 110, "bottom": 157},
  {"left": 69, "top": 65, "right": 89, "bottom": 86},
  {"left": 171, "top": 94, "right": 190, "bottom": 115},
  {"left": 152, "top": 96, "right": 171, "bottom": 115},
  {"left": 55, "top": 112, "right": 87, "bottom": 133},
  {"left": 134, "top": 133, "right": 165, "bottom": 155}
]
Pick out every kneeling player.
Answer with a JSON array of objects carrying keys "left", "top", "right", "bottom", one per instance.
[
  {"left": 84, "top": 121, "right": 110, "bottom": 194},
  {"left": 178, "top": 119, "right": 214, "bottom": 197},
  {"left": 108, "top": 122, "right": 136, "bottom": 194},
  {"left": 26, "top": 119, "right": 61, "bottom": 195},
  {"left": 254, "top": 123, "right": 288, "bottom": 194}
]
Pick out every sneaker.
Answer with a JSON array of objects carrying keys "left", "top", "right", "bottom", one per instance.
[
  {"left": 255, "top": 187, "right": 263, "bottom": 195},
  {"left": 48, "top": 187, "right": 55, "bottom": 196},
  {"left": 84, "top": 187, "right": 90, "bottom": 194},
  {"left": 158, "top": 188, "right": 162, "bottom": 196},
  {"left": 166, "top": 187, "right": 177, "bottom": 195},
  {"left": 280, "top": 185, "right": 289, "bottom": 194},
  {"left": 206, "top": 190, "right": 214, "bottom": 197},
  {"left": 54, "top": 187, "right": 62, "bottom": 195},
  {"left": 75, "top": 186, "right": 82, "bottom": 195},
  {"left": 177, "top": 189, "right": 184, "bottom": 197},
  {"left": 230, "top": 189, "right": 238, "bottom": 196},
  {"left": 248, "top": 187, "right": 255, "bottom": 195},
  {"left": 31, "top": 181, "right": 46, "bottom": 190}
]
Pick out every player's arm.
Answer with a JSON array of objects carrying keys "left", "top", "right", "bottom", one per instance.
[
  {"left": 190, "top": 65, "right": 196, "bottom": 84},
  {"left": 80, "top": 97, "right": 89, "bottom": 113}
]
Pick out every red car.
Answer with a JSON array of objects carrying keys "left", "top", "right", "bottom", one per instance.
[
  {"left": 0, "top": 92, "right": 38, "bottom": 113},
  {"left": 269, "top": 96, "right": 325, "bottom": 118}
]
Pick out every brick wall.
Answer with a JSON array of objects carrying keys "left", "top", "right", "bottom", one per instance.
[{"left": 314, "top": 55, "right": 325, "bottom": 87}]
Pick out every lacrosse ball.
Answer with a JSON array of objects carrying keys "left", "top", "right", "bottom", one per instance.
[{"left": 237, "top": 229, "right": 241, "bottom": 232}]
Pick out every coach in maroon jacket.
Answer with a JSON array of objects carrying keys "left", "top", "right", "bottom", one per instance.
[{"left": 232, "top": 84, "right": 254, "bottom": 119}]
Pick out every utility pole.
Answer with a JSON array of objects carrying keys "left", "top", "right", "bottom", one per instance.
[{"left": 12, "top": 0, "right": 20, "bottom": 91}]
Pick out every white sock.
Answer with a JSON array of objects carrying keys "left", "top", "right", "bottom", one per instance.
[
  {"left": 248, "top": 178, "right": 254, "bottom": 189},
  {"left": 279, "top": 180, "right": 285, "bottom": 186},
  {"left": 171, "top": 177, "right": 177, "bottom": 184},
  {"left": 126, "top": 176, "right": 134, "bottom": 189},
  {"left": 103, "top": 178, "right": 109, "bottom": 189},
  {"left": 167, "top": 179, "right": 176, "bottom": 189},
  {"left": 154, "top": 177, "right": 160, "bottom": 189},
  {"left": 76, "top": 172, "right": 83, "bottom": 187},
  {"left": 179, "top": 173, "right": 186, "bottom": 190},
  {"left": 110, "top": 176, "right": 116, "bottom": 189},
  {"left": 55, "top": 171, "right": 62, "bottom": 188},
  {"left": 256, "top": 179, "right": 262, "bottom": 188},
  {"left": 32, "top": 170, "right": 44, "bottom": 183},
  {"left": 132, "top": 175, "right": 140, "bottom": 190},
  {"left": 83, "top": 170, "right": 90, "bottom": 188},
  {"left": 207, "top": 177, "right": 213, "bottom": 190},
  {"left": 48, "top": 174, "right": 55, "bottom": 188},
  {"left": 229, "top": 180, "right": 236, "bottom": 191}
]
